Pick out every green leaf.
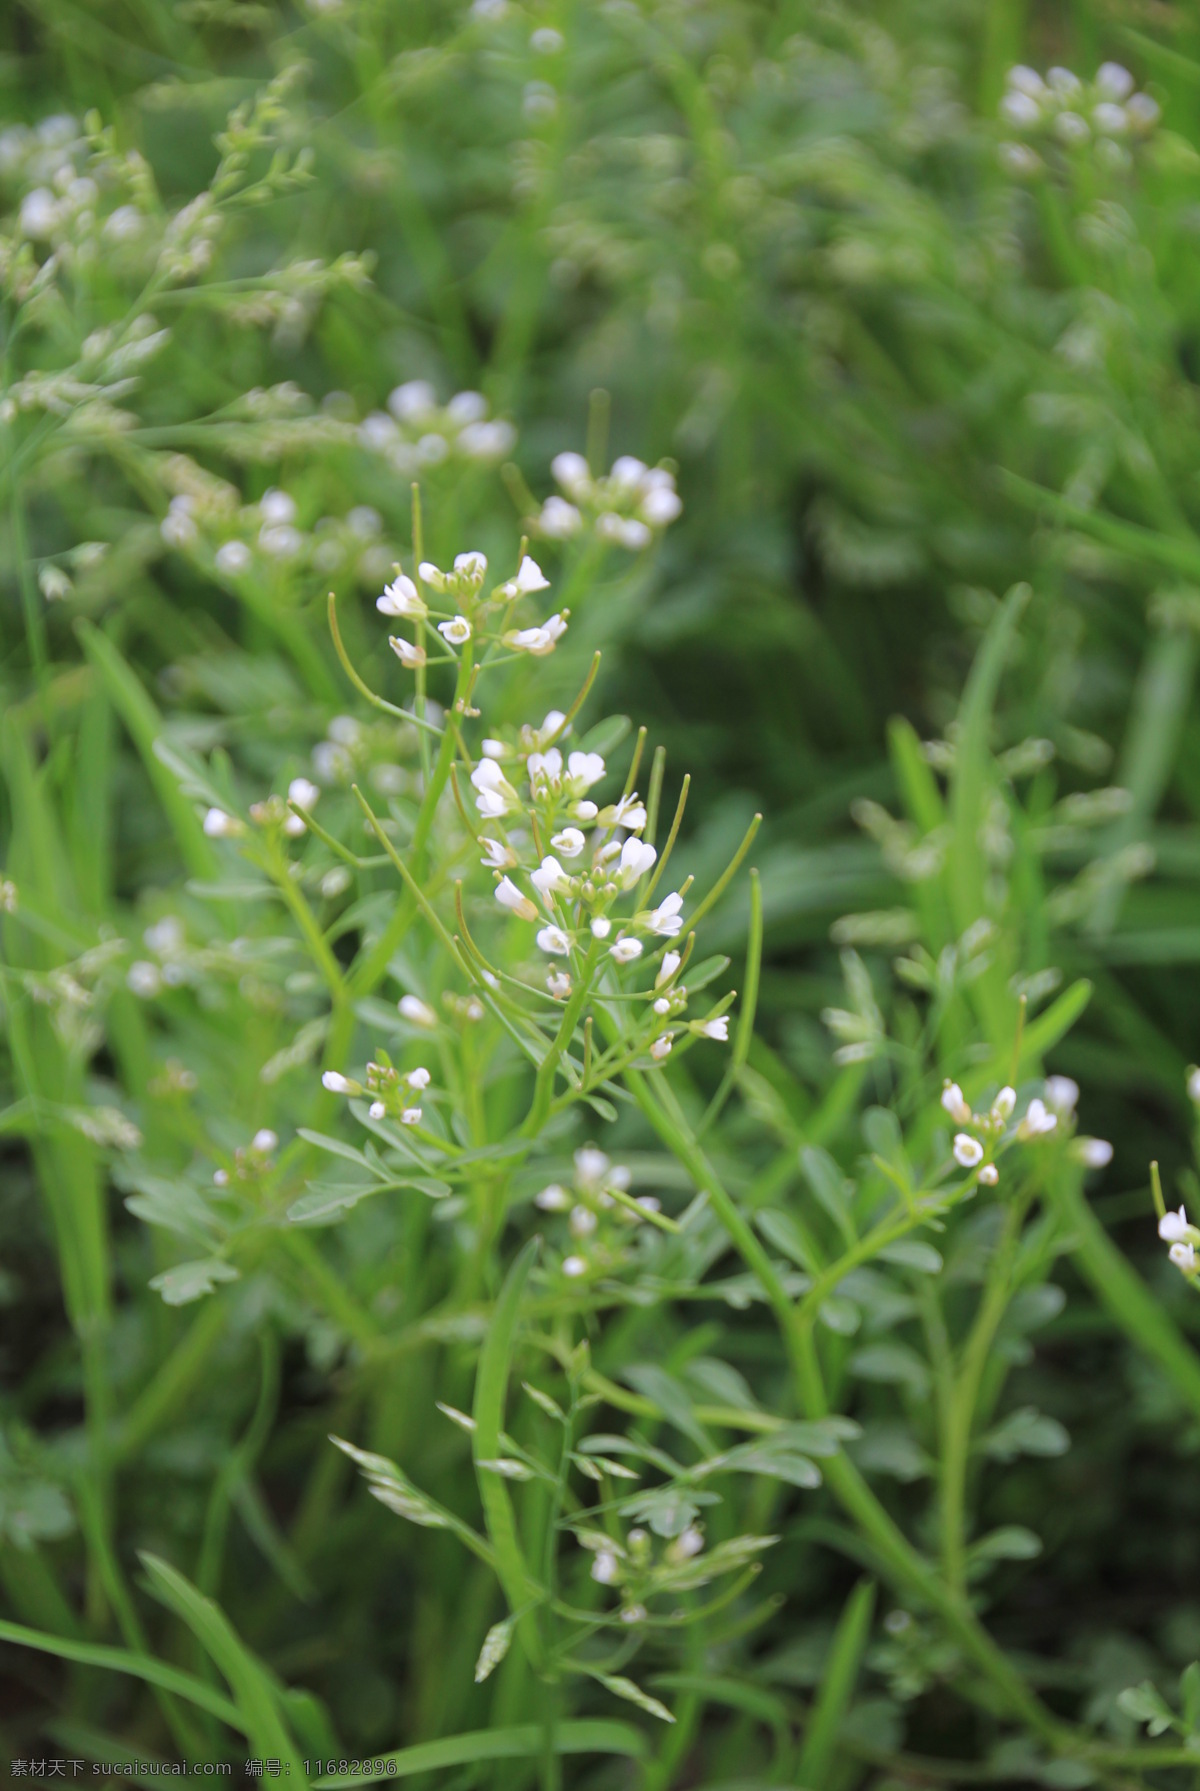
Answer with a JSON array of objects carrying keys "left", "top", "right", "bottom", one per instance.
[
  {"left": 848, "top": 1343, "right": 929, "bottom": 1395},
  {"left": 878, "top": 1240, "right": 943, "bottom": 1275},
  {"left": 622, "top": 1364, "right": 709, "bottom": 1449},
  {"left": 982, "top": 1407, "right": 1070, "bottom": 1463},
  {"left": 472, "top": 1239, "right": 542, "bottom": 1641},
  {"left": 295, "top": 1129, "right": 381, "bottom": 1172},
  {"left": 968, "top": 1526, "right": 1042, "bottom": 1569},
  {"left": 795, "top": 1579, "right": 876, "bottom": 1789},
  {"left": 0, "top": 1615, "right": 240, "bottom": 1727},
  {"left": 755, "top": 1208, "right": 816, "bottom": 1273},
  {"left": 1117, "top": 1682, "right": 1175, "bottom": 1736},
  {"left": 148, "top": 1259, "right": 239, "bottom": 1306},
  {"left": 286, "top": 1182, "right": 378, "bottom": 1225},
  {"left": 818, "top": 1297, "right": 861, "bottom": 1336},
  {"left": 312, "top": 1721, "right": 644, "bottom": 1787},
  {"left": 800, "top": 1145, "right": 856, "bottom": 1245}
]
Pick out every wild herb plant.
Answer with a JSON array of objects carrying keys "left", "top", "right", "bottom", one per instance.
[{"left": 6, "top": 3, "right": 1200, "bottom": 1786}]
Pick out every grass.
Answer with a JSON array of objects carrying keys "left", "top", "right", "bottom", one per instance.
[{"left": 4, "top": 1, "right": 1200, "bottom": 1785}]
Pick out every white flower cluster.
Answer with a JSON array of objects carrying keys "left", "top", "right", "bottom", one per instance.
[
  {"left": 998, "top": 63, "right": 1160, "bottom": 176},
  {"left": 213, "top": 1128, "right": 278, "bottom": 1188},
  {"left": 322, "top": 1060, "right": 431, "bottom": 1127},
  {"left": 358, "top": 381, "right": 517, "bottom": 475},
  {"left": 379, "top": 551, "right": 568, "bottom": 666},
  {"left": 161, "top": 471, "right": 396, "bottom": 589},
  {"left": 1157, "top": 1070, "right": 1200, "bottom": 1277},
  {"left": 532, "top": 452, "right": 683, "bottom": 551},
  {"left": 941, "top": 1073, "right": 1111, "bottom": 1185},
  {"left": 581, "top": 1521, "right": 705, "bottom": 1624},
  {"left": 203, "top": 775, "right": 320, "bottom": 844},
  {"left": 468, "top": 709, "right": 729, "bottom": 1058},
  {"left": 535, "top": 1145, "right": 665, "bottom": 1280}
]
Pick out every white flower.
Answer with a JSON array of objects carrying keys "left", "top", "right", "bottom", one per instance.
[
  {"left": 377, "top": 574, "right": 426, "bottom": 619},
  {"left": 640, "top": 485, "right": 682, "bottom": 526},
  {"left": 480, "top": 838, "right": 516, "bottom": 870},
  {"left": 1127, "top": 93, "right": 1160, "bottom": 129},
  {"left": 650, "top": 1034, "right": 673, "bottom": 1061},
  {"left": 610, "top": 938, "right": 643, "bottom": 964},
  {"left": 567, "top": 751, "right": 606, "bottom": 790},
  {"left": 1045, "top": 1076, "right": 1079, "bottom": 1113},
  {"left": 215, "top": 540, "right": 252, "bottom": 576},
  {"left": 611, "top": 794, "right": 648, "bottom": 831},
  {"left": 161, "top": 497, "right": 198, "bottom": 549},
  {"left": 1001, "top": 89, "right": 1041, "bottom": 127},
  {"left": 1008, "top": 64, "right": 1046, "bottom": 97},
  {"left": 1047, "top": 66, "right": 1082, "bottom": 95},
  {"left": 570, "top": 1205, "right": 597, "bottom": 1237},
  {"left": 406, "top": 1067, "right": 431, "bottom": 1090},
  {"left": 471, "top": 760, "right": 517, "bottom": 818},
  {"left": 252, "top": 1129, "right": 277, "bottom": 1153},
  {"left": 322, "top": 1071, "right": 354, "bottom": 1093},
  {"left": 260, "top": 488, "right": 296, "bottom": 526},
  {"left": 369, "top": 1101, "right": 386, "bottom": 1120},
  {"left": 1073, "top": 1138, "right": 1113, "bottom": 1169},
  {"left": 698, "top": 1017, "right": 729, "bottom": 1042},
  {"left": 673, "top": 1526, "right": 704, "bottom": 1560},
  {"left": 528, "top": 748, "right": 563, "bottom": 788},
  {"left": 1187, "top": 1067, "right": 1200, "bottom": 1104},
  {"left": 953, "top": 1134, "right": 984, "bottom": 1168},
  {"left": 495, "top": 877, "right": 537, "bottom": 921},
  {"left": 454, "top": 551, "right": 487, "bottom": 582},
  {"left": 941, "top": 1081, "right": 972, "bottom": 1126},
  {"left": 991, "top": 1086, "right": 1016, "bottom": 1122},
  {"left": 20, "top": 187, "right": 60, "bottom": 238},
  {"left": 647, "top": 892, "right": 683, "bottom": 937},
  {"left": 531, "top": 855, "right": 570, "bottom": 899},
  {"left": 203, "top": 808, "right": 242, "bottom": 838},
  {"left": 505, "top": 613, "right": 568, "bottom": 656},
  {"left": 259, "top": 523, "right": 304, "bottom": 559},
  {"left": 538, "top": 496, "right": 582, "bottom": 537},
  {"left": 573, "top": 800, "right": 599, "bottom": 821},
  {"left": 438, "top": 616, "right": 472, "bottom": 646},
  {"left": 458, "top": 419, "right": 515, "bottom": 459},
  {"left": 551, "top": 451, "right": 591, "bottom": 496},
  {"left": 551, "top": 827, "right": 586, "bottom": 859},
  {"left": 127, "top": 961, "right": 161, "bottom": 998},
  {"left": 562, "top": 1254, "right": 588, "bottom": 1279},
  {"left": 979, "top": 1164, "right": 999, "bottom": 1186},
  {"left": 537, "top": 925, "right": 572, "bottom": 956},
  {"left": 1019, "top": 1098, "right": 1057, "bottom": 1139},
  {"left": 597, "top": 513, "right": 652, "bottom": 551},
  {"left": 401, "top": 1107, "right": 422, "bottom": 1126},
  {"left": 399, "top": 995, "right": 437, "bottom": 1028},
  {"left": 1055, "top": 110, "right": 1089, "bottom": 144},
  {"left": 1093, "top": 102, "right": 1128, "bottom": 135},
  {"left": 389, "top": 635, "right": 427, "bottom": 668},
  {"left": 610, "top": 455, "right": 647, "bottom": 490},
  {"left": 1170, "top": 1242, "right": 1196, "bottom": 1271},
  {"left": 389, "top": 380, "right": 437, "bottom": 423},
  {"left": 547, "top": 970, "right": 571, "bottom": 999},
  {"left": 1096, "top": 61, "right": 1134, "bottom": 100},
  {"left": 498, "top": 555, "right": 550, "bottom": 598},
  {"left": 1159, "top": 1207, "right": 1190, "bottom": 1244},
  {"left": 591, "top": 1547, "right": 619, "bottom": 1590},
  {"left": 653, "top": 997, "right": 671, "bottom": 1016},
  {"left": 575, "top": 1147, "right": 609, "bottom": 1185},
  {"left": 288, "top": 777, "right": 320, "bottom": 811},
  {"left": 536, "top": 1184, "right": 571, "bottom": 1211},
  {"left": 616, "top": 837, "right": 656, "bottom": 887},
  {"left": 590, "top": 918, "right": 612, "bottom": 939},
  {"left": 656, "top": 951, "right": 681, "bottom": 988}
]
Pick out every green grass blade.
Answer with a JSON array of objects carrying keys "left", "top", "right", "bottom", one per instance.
[
  {"left": 0, "top": 1614, "right": 241, "bottom": 1727},
  {"left": 310, "top": 1720, "right": 645, "bottom": 1787},
  {"left": 794, "top": 1577, "right": 876, "bottom": 1788}
]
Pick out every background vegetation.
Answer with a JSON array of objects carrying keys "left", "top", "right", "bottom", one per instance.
[{"left": 4, "top": 0, "right": 1200, "bottom": 1784}]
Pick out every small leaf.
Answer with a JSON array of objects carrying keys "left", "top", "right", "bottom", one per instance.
[
  {"left": 595, "top": 1674, "right": 675, "bottom": 1725},
  {"left": 476, "top": 1458, "right": 535, "bottom": 1481},
  {"left": 755, "top": 1208, "right": 816, "bottom": 1272},
  {"left": 878, "top": 1240, "right": 943, "bottom": 1275},
  {"left": 849, "top": 1343, "right": 929, "bottom": 1395},
  {"left": 982, "top": 1407, "right": 1070, "bottom": 1463},
  {"left": 149, "top": 1259, "right": 239, "bottom": 1306},
  {"left": 286, "top": 1182, "right": 376, "bottom": 1225},
  {"left": 522, "top": 1383, "right": 565, "bottom": 1422},
  {"left": 968, "top": 1525, "right": 1042, "bottom": 1570},
  {"left": 818, "top": 1297, "right": 861, "bottom": 1336},
  {"left": 474, "top": 1616, "right": 516, "bottom": 1684}
]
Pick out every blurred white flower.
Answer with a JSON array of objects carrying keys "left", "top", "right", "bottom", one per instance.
[{"left": 953, "top": 1134, "right": 984, "bottom": 1168}]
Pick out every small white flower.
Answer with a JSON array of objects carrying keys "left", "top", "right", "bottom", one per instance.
[
  {"left": 562, "top": 1254, "right": 588, "bottom": 1279},
  {"left": 1008, "top": 64, "right": 1046, "bottom": 97},
  {"left": 991, "top": 1086, "right": 1016, "bottom": 1122},
  {"left": 454, "top": 551, "right": 487, "bottom": 582},
  {"left": 1001, "top": 89, "right": 1041, "bottom": 127},
  {"left": 377, "top": 574, "right": 426, "bottom": 619},
  {"left": 551, "top": 827, "right": 586, "bottom": 859},
  {"left": 1073, "top": 1137, "right": 1113, "bottom": 1169},
  {"left": 498, "top": 554, "right": 550, "bottom": 598},
  {"left": 567, "top": 751, "right": 606, "bottom": 790},
  {"left": 259, "top": 523, "right": 304, "bottom": 560},
  {"left": 611, "top": 794, "right": 648, "bottom": 831},
  {"left": 161, "top": 498, "right": 198, "bottom": 549},
  {"left": 127, "top": 961, "right": 161, "bottom": 998},
  {"left": 647, "top": 892, "right": 684, "bottom": 937},
  {"left": 203, "top": 808, "right": 242, "bottom": 838},
  {"left": 1045, "top": 1076, "right": 1079, "bottom": 1113},
  {"left": 538, "top": 496, "right": 582, "bottom": 537},
  {"left": 673, "top": 1526, "right": 704, "bottom": 1559},
  {"left": 953, "top": 1134, "right": 984, "bottom": 1168},
  {"left": 252, "top": 1128, "right": 277, "bottom": 1153},
  {"left": 617, "top": 837, "right": 656, "bottom": 888},
  {"left": 528, "top": 748, "right": 563, "bottom": 788},
  {"left": 405, "top": 1067, "right": 431, "bottom": 1090},
  {"left": 590, "top": 1549, "right": 619, "bottom": 1585},
  {"left": 698, "top": 1016, "right": 729, "bottom": 1042},
  {"left": 260, "top": 488, "right": 296, "bottom": 526},
  {"left": 656, "top": 951, "right": 682, "bottom": 988},
  {"left": 1055, "top": 110, "right": 1089, "bottom": 144},
  {"left": 438, "top": 615, "right": 472, "bottom": 646},
  {"left": 941, "top": 1081, "right": 972, "bottom": 1126},
  {"left": 531, "top": 855, "right": 570, "bottom": 899},
  {"left": 650, "top": 1034, "right": 673, "bottom": 1061},
  {"left": 20, "top": 187, "right": 60, "bottom": 238},
  {"left": 399, "top": 995, "right": 437, "bottom": 1028},
  {"left": 322, "top": 1071, "right": 353, "bottom": 1094},
  {"left": 369, "top": 1101, "right": 386, "bottom": 1120},
  {"left": 288, "top": 777, "right": 320, "bottom": 811},
  {"left": 551, "top": 451, "right": 591, "bottom": 496},
  {"left": 1170, "top": 1242, "right": 1196, "bottom": 1271},
  {"left": 1159, "top": 1207, "right": 1190, "bottom": 1244},
  {"left": 401, "top": 1107, "right": 422, "bottom": 1126},
  {"left": 389, "top": 379, "right": 437, "bottom": 423},
  {"left": 1092, "top": 101, "right": 1128, "bottom": 135},
  {"left": 480, "top": 837, "right": 516, "bottom": 870},
  {"left": 570, "top": 1205, "right": 597, "bottom": 1237},
  {"left": 1187, "top": 1067, "right": 1200, "bottom": 1104},
  {"left": 610, "top": 938, "right": 643, "bottom": 964},
  {"left": 1096, "top": 61, "right": 1134, "bottom": 100},
  {"left": 537, "top": 925, "right": 572, "bottom": 956},
  {"left": 573, "top": 800, "right": 599, "bottom": 822},
  {"left": 1047, "top": 66, "right": 1082, "bottom": 96},
  {"left": 979, "top": 1164, "right": 999, "bottom": 1186},
  {"left": 1019, "top": 1098, "right": 1057, "bottom": 1139},
  {"left": 653, "top": 997, "right": 671, "bottom": 1016},
  {"left": 547, "top": 969, "right": 572, "bottom": 999},
  {"left": 215, "top": 540, "right": 252, "bottom": 576},
  {"left": 639, "top": 485, "right": 682, "bottom": 527},
  {"left": 495, "top": 876, "right": 537, "bottom": 920},
  {"left": 536, "top": 1183, "right": 571, "bottom": 1211},
  {"left": 575, "top": 1147, "right": 609, "bottom": 1185},
  {"left": 389, "top": 635, "right": 427, "bottom": 668},
  {"left": 1127, "top": 93, "right": 1160, "bottom": 130},
  {"left": 505, "top": 614, "right": 568, "bottom": 656},
  {"left": 471, "top": 760, "right": 517, "bottom": 818},
  {"left": 590, "top": 917, "right": 612, "bottom": 939}
]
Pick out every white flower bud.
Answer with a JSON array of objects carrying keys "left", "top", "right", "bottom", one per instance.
[
  {"left": 953, "top": 1134, "right": 984, "bottom": 1168},
  {"left": 399, "top": 995, "right": 437, "bottom": 1028},
  {"left": 610, "top": 938, "right": 643, "bottom": 964},
  {"left": 941, "top": 1081, "right": 972, "bottom": 1125}
]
